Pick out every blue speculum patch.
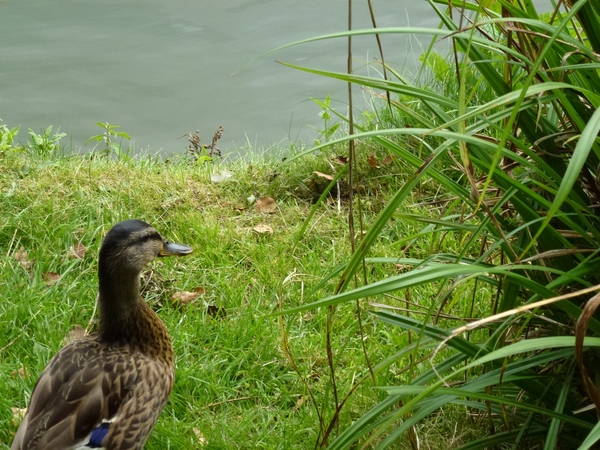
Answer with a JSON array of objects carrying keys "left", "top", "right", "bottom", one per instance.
[{"left": 87, "top": 422, "right": 110, "bottom": 448}]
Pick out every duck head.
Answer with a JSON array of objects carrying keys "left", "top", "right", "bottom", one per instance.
[
  {"left": 99, "top": 219, "right": 192, "bottom": 276},
  {"left": 97, "top": 220, "right": 192, "bottom": 340}
]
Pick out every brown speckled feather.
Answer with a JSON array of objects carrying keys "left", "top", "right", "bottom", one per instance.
[{"left": 11, "top": 220, "right": 191, "bottom": 450}]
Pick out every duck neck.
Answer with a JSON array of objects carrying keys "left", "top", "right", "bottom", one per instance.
[
  {"left": 96, "top": 257, "right": 174, "bottom": 366},
  {"left": 97, "top": 263, "right": 143, "bottom": 342}
]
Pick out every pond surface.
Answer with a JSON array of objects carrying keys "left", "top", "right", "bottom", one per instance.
[{"left": 0, "top": 0, "right": 548, "bottom": 155}]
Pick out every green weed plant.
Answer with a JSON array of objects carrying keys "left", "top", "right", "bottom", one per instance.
[{"left": 276, "top": 0, "right": 600, "bottom": 448}]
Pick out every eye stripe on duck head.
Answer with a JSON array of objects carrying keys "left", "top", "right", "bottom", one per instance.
[
  {"left": 99, "top": 221, "right": 166, "bottom": 274},
  {"left": 128, "top": 230, "right": 163, "bottom": 247}
]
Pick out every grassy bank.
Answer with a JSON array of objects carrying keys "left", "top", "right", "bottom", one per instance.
[{"left": 0, "top": 143, "right": 471, "bottom": 449}]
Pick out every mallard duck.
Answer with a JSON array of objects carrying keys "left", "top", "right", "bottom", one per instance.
[{"left": 11, "top": 219, "right": 192, "bottom": 450}]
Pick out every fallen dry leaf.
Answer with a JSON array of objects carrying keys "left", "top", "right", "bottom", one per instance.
[
  {"left": 367, "top": 154, "right": 380, "bottom": 168},
  {"left": 256, "top": 196, "right": 276, "bottom": 213},
  {"left": 170, "top": 291, "right": 200, "bottom": 306},
  {"left": 395, "top": 264, "right": 410, "bottom": 273},
  {"left": 11, "top": 367, "right": 27, "bottom": 379},
  {"left": 14, "top": 246, "right": 33, "bottom": 272},
  {"left": 206, "top": 304, "right": 227, "bottom": 319},
  {"left": 43, "top": 272, "right": 61, "bottom": 286},
  {"left": 192, "top": 286, "right": 207, "bottom": 295},
  {"left": 303, "top": 312, "right": 315, "bottom": 322},
  {"left": 193, "top": 428, "right": 207, "bottom": 445},
  {"left": 12, "top": 407, "right": 26, "bottom": 426},
  {"left": 313, "top": 171, "right": 334, "bottom": 181},
  {"left": 253, "top": 224, "right": 273, "bottom": 234},
  {"left": 381, "top": 155, "right": 394, "bottom": 165},
  {"left": 69, "top": 242, "right": 87, "bottom": 259},
  {"left": 14, "top": 246, "right": 28, "bottom": 264}
]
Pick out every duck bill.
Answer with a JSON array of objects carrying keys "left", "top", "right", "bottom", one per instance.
[{"left": 159, "top": 241, "right": 193, "bottom": 257}]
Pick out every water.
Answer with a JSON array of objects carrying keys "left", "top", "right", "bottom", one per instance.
[{"left": 0, "top": 0, "right": 548, "bottom": 155}]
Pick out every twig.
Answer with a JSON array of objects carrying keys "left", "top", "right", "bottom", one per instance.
[
  {"left": 277, "top": 270, "right": 325, "bottom": 442},
  {"left": 432, "top": 284, "right": 600, "bottom": 365},
  {"left": 6, "top": 227, "right": 18, "bottom": 258},
  {"left": 0, "top": 336, "right": 19, "bottom": 354},
  {"left": 85, "top": 294, "right": 99, "bottom": 335}
]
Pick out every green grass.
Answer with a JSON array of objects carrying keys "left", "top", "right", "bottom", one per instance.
[
  {"left": 0, "top": 144, "right": 480, "bottom": 449},
  {"left": 3, "top": 1, "right": 600, "bottom": 448}
]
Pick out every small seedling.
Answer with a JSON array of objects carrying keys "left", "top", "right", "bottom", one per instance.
[
  {"left": 0, "top": 119, "right": 20, "bottom": 152},
  {"left": 86, "top": 122, "right": 131, "bottom": 156},
  {"left": 310, "top": 95, "right": 340, "bottom": 146}
]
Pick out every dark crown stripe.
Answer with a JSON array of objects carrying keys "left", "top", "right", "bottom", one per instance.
[{"left": 132, "top": 231, "right": 162, "bottom": 245}]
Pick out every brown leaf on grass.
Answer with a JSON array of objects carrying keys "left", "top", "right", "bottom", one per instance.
[
  {"left": 14, "top": 246, "right": 28, "bottom": 264},
  {"left": 11, "top": 367, "right": 28, "bottom": 379},
  {"left": 64, "top": 325, "right": 86, "bottom": 345},
  {"left": 12, "top": 407, "right": 26, "bottom": 426},
  {"left": 193, "top": 286, "right": 207, "bottom": 295},
  {"left": 15, "top": 246, "right": 33, "bottom": 273},
  {"left": 381, "top": 155, "right": 394, "bottom": 166},
  {"left": 256, "top": 196, "right": 276, "bottom": 213},
  {"left": 69, "top": 242, "right": 87, "bottom": 259},
  {"left": 395, "top": 264, "right": 410, "bottom": 273},
  {"left": 206, "top": 304, "right": 227, "bottom": 319},
  {"left": 313, "top": 171, "right": 334, "bottom": 181},
  {"left": 43, "top": 272, "right": 61, "bottom": 286},
  {"left": 170, "top": 291, "right": 200, "bottom": 306},
  {"left": 193, "top": 428, "right": 207, "bottom": 445},
  {"left": 253, "top": 224, "right": 273, "bottom": 234},
  {"left": 575, "top": 291, "right": 600, "bottom": 414},
  {"left": 367, "top": 154, "right": 380, "bottom": 168},
  {"left": 295, "top": 396, "right": 305, "bottom": 410}
]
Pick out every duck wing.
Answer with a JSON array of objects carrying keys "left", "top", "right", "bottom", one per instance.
[{"left": 11, "top": 337, "right": 173, "bottom": 450}]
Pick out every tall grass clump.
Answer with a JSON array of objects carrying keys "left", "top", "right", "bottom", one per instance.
[{"left": 279, "top": 0, "right": 600, "bottom": 448}]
